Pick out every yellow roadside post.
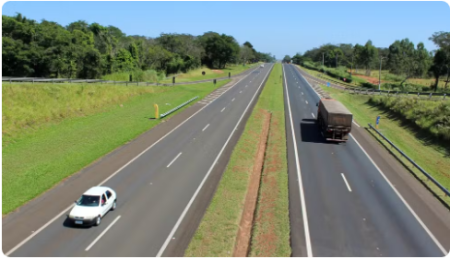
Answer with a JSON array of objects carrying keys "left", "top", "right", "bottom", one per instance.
[
  {"left": 154, "top": 104, "right": 159, "bottom": 119},
  {"left": 376, "top": 115, "right": 381, "bottom": 129}
]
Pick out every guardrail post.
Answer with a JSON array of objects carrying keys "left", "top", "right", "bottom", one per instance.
[
  {"left": 126, "top": 82, "right": 128, "bottom": 86},
  {"left": 429, "top": 93, "right": 432, "bottom": 99},
  {"left": 417, "top": 92, "right": 420, "bottom": 97},
  {"left": 443, "top": 94, "right": 446, "bottom": 100},
  {"left": 387, "top": 90, "right": 390, "bottom": 96},
  {"left": 32, "top": 79, "right": 34, "bottom": 84}
]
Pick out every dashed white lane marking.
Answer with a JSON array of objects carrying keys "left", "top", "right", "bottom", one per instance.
[
  {"left": 232, "top": 98, "right": 235, "bottom": 102},
  {"left": 341, "top": 173, "right": 352, "bottom": 192},
  {"left": 239, "top": 91, "right": 242, "bottom": 93},
  {"left": 245, "top": 85, "right": 248, "bottom": 87},
  {"left": 311, "top": 113, "right": 315, "bottom": 118},
  {"left": 221, "top": 107, "right": 226, "bottom": 112},
  {"left": 202, "top": 124, "right": 210, "bottom": 132},
  {"left": 305, "top": 100, "right": 308, "bottom": 104},
  {"left": 85, "top": 216, "right": 121, "bottom": 251},
  {"left": 167, "top": 152, "right": 182, "bottom": 168},
  {"left": 302, "top": 92, "right": 304, "bottom": 95}
]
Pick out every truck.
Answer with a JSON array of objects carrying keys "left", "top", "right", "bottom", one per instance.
[{"left": 316, "top": 98, "right": 353, "bottom": 142}]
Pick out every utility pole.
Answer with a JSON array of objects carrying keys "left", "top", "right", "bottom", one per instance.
[
  {"left": 322, "top": 52, "right": 325, "bottom": 75},
  {"left": 378, "top": 56, "right": 386, "bottom": 91},
  {"left": 351, "top": 55, "right": 354, "bottom": 75}
]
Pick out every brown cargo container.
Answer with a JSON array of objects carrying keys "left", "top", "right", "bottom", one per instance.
[{"left": 316, "top": 98, "right": 353, "bottom": 142}]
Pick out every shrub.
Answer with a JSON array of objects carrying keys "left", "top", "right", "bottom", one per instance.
[{"left": 369, "top": 96, "right": 450, "bottom": 140}]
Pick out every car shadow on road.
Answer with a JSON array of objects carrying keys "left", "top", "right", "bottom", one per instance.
[
  {"left": 62, "top": 218, "right": 93, "bottom": 229},
  {"left": 300, "top": 119, "right": 340, "bottom": 145}
]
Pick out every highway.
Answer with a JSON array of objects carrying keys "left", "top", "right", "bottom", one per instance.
[
  {"left": 283, "top": 63, "right": 450, "bottom": 257},
  {"left": 4, "top": 64, "right": 273, "bottom": 257}
]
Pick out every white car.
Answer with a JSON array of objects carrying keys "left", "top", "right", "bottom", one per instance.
[
  {"left": 260, "top": 64, "right": 264, "bottom": 68},
  {"left": 67, "top": 186, "right": 117, "bottom": 226}
]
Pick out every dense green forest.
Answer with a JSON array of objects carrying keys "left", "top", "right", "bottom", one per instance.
[
  {"left": 290, "top": 32, "right": 450, "bottom": 90},
  {"left": 2, "top": 13, "right": 275, "bottom": 79}
]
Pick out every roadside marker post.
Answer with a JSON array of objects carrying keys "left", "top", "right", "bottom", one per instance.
[
  {"left": 154, "top": 104, "right": 159, "bottom": 119},
  {"left": 327, "top": 82, "right": 330, "bottom": 87},
  {"left": 376, "top": 116, "right": 381, "bottom": 129}
]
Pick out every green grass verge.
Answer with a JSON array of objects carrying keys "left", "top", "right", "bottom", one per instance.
[
  {"left": 319, "top": 86, "right": 450, "bottom": 206},
  {"left": 185, "top": 63, "right": 290, "bottom": 256},
  {"left": 160, "top": 64, "right": 258, "bottom": 84},
  {"left": 2, "top": 80, "right": 229, "bottom": 215},
  {"left": 249, "top": 64, "right": 290, "bottom": 256}
]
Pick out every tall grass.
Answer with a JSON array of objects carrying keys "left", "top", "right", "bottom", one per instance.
[
  {"left": 2, "top": 83, "right": 167, "bottom": 146},
  {"left": 102, "top": 69, "right": 166, "bottom": 82},
  {"left": 370, "top": 96, "right": 450, "bottom": 140}
]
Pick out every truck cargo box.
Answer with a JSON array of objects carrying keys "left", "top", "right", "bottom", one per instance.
[{"left": 319, "top": 99, "right": 353, "bottom": 127}]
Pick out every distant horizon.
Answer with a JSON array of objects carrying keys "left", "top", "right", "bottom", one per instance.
[{"left": 3, "top": 1, "right": 450, "bottom": 59}]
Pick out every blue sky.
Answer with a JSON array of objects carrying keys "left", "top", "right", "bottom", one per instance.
[{"left": 3, "top": 1, "right": 450, "bottom": 59}]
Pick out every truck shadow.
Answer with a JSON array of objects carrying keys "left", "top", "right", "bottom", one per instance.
[{"left": 299, "top": 119, "right": 339, "bottom": 145}]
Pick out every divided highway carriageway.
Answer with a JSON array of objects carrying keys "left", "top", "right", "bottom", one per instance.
[
  {"left": 282, "top": 63, "right": 450, "bottom": 257},
  {"left": 3, "top": 65, "right": 274, "bottom": 257}
]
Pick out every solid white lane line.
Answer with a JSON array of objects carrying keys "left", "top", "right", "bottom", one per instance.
[
  {"left": 353, "top": 121, "right": 361, "bottom": 128},
  {"left": 4, "top": 66, "right": 262, "bottom": 257},
  {"left": 167, "top": 152, "right": 182, "bottom": 168},
  {"left": 311, "top": 113, "right": 315, "bottom": 118},
  {"left": 305, "top": 100, "right": 308, "bottom": 104},
  {"left": 221, "top": 107, "right": 226, "bottom": 112},
  {"left": 85, "top": 215, "right": 121, "bottom": 251},
  {"left": 202, "top": 124, "right": 210, "bottom": 132},
  {"left": 341, "top": 173, "right": 352, "bottom": 192},
  {"left": 282, "top": 65, "right": 313, "bottom": 257},
  {"left": 156, "top": 64, "right": 273, "bottom": 257},
  {"left": 350, "top": 134, "right": 446, "bottom": 255},
  {"left": 232, "top": 98, "right": 235, "bottom": 102}
]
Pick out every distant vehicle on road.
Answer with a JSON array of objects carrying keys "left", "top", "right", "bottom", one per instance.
[
  {"left": 260, "top": 64, "right": 264, "bottom": 68},
  {"left": 316, "top": 98, "right": 352, "bottom": 142},
  {"left": 67, "top": 186, "right": 117, "bottom": 226}
]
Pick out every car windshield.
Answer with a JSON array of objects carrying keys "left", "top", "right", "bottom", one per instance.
[{"left": 76, "top": 195, "right": 100, "bottom": 207}]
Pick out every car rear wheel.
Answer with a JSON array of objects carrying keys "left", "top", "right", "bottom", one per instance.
[{"left": 95, "top": 216, "right": 101, "bottom": 226}]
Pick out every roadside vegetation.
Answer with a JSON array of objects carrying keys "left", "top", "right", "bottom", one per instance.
[
  {"left": 185, "top": 63, "right": 290, "bottom": 257},
  {"left": 2, "top": 80, "right": 229, "bottom": 215},
  {"left": 319, "top": 85, "right": 450, "bottom": 206},
  {"left": 159, "top": 64, "right": 258, "bottom": 84},
  {"left": 288, "top": 31, "right": 450, "bottom": 93},
  {"left": 3, "top": 13, "right": 275, "bottom": 81}
]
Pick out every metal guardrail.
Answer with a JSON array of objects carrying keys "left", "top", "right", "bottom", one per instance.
[
  {"left": 2, "top": 65, "right": 261, "bottom": 86},
  {"left": 160, "top": 96, "right": 199, "bottom": 118},
  {"left": 346, "top": 87, "right": 448, "bottom": 100},
  {"left": 368, "top": 123, "right": 450, "bottom": 197}
]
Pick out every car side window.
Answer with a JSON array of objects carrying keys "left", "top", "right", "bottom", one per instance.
[
  {"left": 102, "top": 194, "right": 107, "bottom": 204},
  {"left": 106, "top": 190, "right": 112, "bottom": 199}
]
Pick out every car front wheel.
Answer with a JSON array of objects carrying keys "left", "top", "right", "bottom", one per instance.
[
  {"left": 95, "top": 216, "right": 101, "bottom": 226},
  {"left": 111, "top": 200, "right": 117, "bottom": 211}
]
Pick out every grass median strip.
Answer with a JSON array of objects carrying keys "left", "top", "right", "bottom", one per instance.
[
  {"left": 2, "top": 80, "right": 229, "bottom": 215},
  {"left": 185, "top": 63, "right": 290, "bottom": 257}
]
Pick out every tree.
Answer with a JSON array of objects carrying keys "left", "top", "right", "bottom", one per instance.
[
  {"left": 240, "top": 45, "right": 254, "bottom": 64},
  {"left": 199, "top": 32, "right": 239, "bottom": 68},
  {"left": 429, "top": 49, "right": 448, "bottom": 91},
  {"left": 429, "top": 31, "right": 450, "bottom": 90}
]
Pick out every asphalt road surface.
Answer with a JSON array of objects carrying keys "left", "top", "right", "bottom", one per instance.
[
  {"left": 5, "top": 64, "right": 273, "bottom": 257},
  {"left": 283, "top": 63, "right": 450, "bottom": 257}
]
